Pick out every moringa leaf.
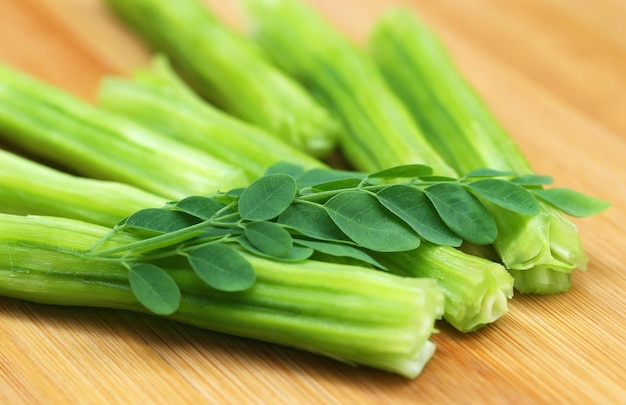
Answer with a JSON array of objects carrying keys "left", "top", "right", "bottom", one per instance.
[
  {"left": 376, "top": 184, "right": 462, "bottom": 247},
  {"left": 225, "top": 188, "right": 245, "bottom": 198},
  {"left": 416, "top": 175, "right": 457, "bottom": 182},
  {"left": 237, "top": 236, "right": 314, "bottom": 261},
  {"left": 187, "top": 244, "right": 255, "bottom": 291},
  {"left": 468, "top": 178, "right": 540, "bottom": 215},
  {"left": 199, "top": 226, "right": 241, "bottom": 239},
  {"left": 128, "top": 263, "right": 181, "bottom": 315},
  {"left": 244, "top": 221, "right": 293, "bottom": 257},
  {"left": 278, "top": 203, "right": 349, "bottom": 241},
  {"left": 238, "top": 173, "right": 297, "bottom": 221},
  {"left": 297, "top": 167, "right": 367, "bottom": 188},
  {"left": 310, "top": 178, "right": 364, "bottom": 192},
  {"left": 123, "top": 208, "right": 201, "bottom": 234},
  {"left": 511, "top": 174, "right": 554, "bottom": 186},
  {"left": 294, "top": 239, "right": 388, "bottom": 270},
  {"left": 367, "top": 164, "right": 432, "bottom": 179},
  {"left": 425, "top": 183, "right": 497, "bottom": 245},
  {"left": 532, "top": 188, "right": 611, "bottom": 217},
  {"left": 174, "top": 196, "right": 229, "bottom": 220},
  {"left": 324, "top": 191, "right": 421, "bottom": 252}
]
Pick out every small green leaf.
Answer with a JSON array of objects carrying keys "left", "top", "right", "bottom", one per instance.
[
  {"left": 310, "top": 178, "right": 363, "bottom": 192},
  {"left": 416, "top": 175, "right": 457, "bottom": 182},
  {"left": 298, "top": 167, "right": 366, "bottom": 188},
  {"left": 244, "top": 221, "right": 293, "bottom": 257},
  {"left": 425, "top": 183, "right": 497, "bottom": 245},
  {"left": 238, "top": 237, "right": 314, "bottom": 261},
  {"left": 468, "top": 179, "right": 540, "bottom": 215},
  {"left": 211, "top": 194, "right": 237, "bottom": 207},
  {"left": 532, "top": 188, "right": 611, "bottom": 217},
  {"left": 123, "top": 208, "right": 201, "bottom": 233},
  {"left": 376, "top": 184, "right": 462, "bottom": 247},
  {"left": 325, "top": 191, "right": 421, "bottom": 252},
  {"left": 187, "top": 244, "right": 256, "bottom": 291},
  {"left": 367, "top": 164, "right": 433, "bottom": 179},
  {"left": 225, "top": 188, "right": 245, "bottom": 198},
  {"left": 511, "top": 174, "right": 554, "bottom": 186},
  {"left": 464, "top": 168, "right": 517, "bottom": 178},
  {"left": 294, "top": 239, "right": 388, "bottom": 270},
  {"left": 175, "top": 196, "right": 229, "bottom": 220},
  {"left": 128, "top": 263, "right": 181, "bottom": 315},
  {"left": 201, "top": 227, "right": 242, "bottom": 239},
  {"left": 239, "top": 173, "right": 297, "bottom": 221},
  {"left": 278, "top": 203, "right": 349, "bottom": 241}
]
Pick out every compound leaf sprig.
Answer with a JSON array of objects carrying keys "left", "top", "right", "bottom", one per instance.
[{"left": 85, "top": 162, "right": 610, "bottom": 315}]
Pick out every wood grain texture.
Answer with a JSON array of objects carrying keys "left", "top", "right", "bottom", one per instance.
[{"left": 0, "top": 0, "right": 625, "bottom": 403}]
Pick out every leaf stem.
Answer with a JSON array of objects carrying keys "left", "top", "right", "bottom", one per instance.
[{"left": 86, "top": 221, "right": 212, "bottom": 257}]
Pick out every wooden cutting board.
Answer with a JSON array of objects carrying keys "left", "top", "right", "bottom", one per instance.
[{"left": 1, "top": 0, "right": 625, "bottom": 403}]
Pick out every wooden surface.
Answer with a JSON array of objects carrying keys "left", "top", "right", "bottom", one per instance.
[{"left": 1, "top": 0, "right": 625, "bottom": 403}]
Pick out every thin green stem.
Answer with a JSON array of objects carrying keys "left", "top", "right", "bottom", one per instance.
[{"left": 86, "top": 221, "right": 211, "bottom": 257}]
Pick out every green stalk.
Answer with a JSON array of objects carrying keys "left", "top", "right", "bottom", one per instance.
[
  {"left": 367, "top": 9, "right": 587, "bottom": 292},
  {"left": 0, "top": 149, "right": 165, "bottom": 226},
  {"left": 373, "top": 243, "right": 514, "bottom": 332},
  {"left": 0, "top": 64, "right": 246, "bottom": 199},
  {"left": 0, "top": 213, "right": 444, "bottom": 378},
  {"left": 104, "top": 0, "right": 340, "bottom": 158},
  {"left": 239, "top": 0, "right": 455, "bottom": 176},
  {"left": 97, "top": 57, "right": 325, "bottom": 180},
  {"left": 370, "top": 11, "right": 526, "bottom": 174}
]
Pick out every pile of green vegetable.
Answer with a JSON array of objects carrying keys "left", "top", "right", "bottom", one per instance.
[{"left": 0, "top": 0, "right": 609, "bottom": 379}]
